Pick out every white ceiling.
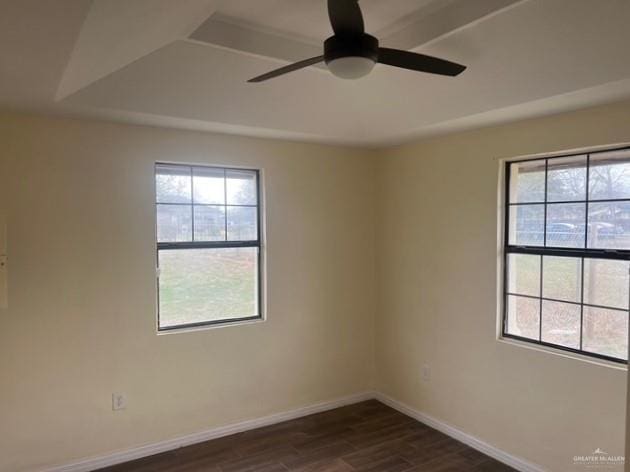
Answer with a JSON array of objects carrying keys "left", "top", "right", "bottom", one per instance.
[
  {"left": 217, "top": 0, "right": 441, "bottom": 42},
  {"left": 1, "top": 0, "right": 630, "bottom": 147}
]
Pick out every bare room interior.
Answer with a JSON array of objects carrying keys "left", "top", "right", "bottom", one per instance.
[{"left": 1, "top": 1, "right": 630, "bottom": 471}]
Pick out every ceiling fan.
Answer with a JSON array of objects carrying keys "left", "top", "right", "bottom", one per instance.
[{"left": 248, "top": 0, "right": 466, "bottom": 83}]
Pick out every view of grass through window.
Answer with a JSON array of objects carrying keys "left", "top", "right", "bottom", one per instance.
[
  {"left": 504, "top": 148, "right": 630, "bottom": 362},
  {"left": 155, "top": 164, "right": 261, "bottom": 330}
]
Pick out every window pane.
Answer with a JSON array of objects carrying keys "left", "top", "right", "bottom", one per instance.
[
  {"left": 547, "top": 155, "right": 586, "bottom": 202},
  {"left": 193, "top": 167, "right": 225, "bottom": 204},
  {"left": 194, "top": 206, "right": 225, "bottom": 241},
  {"left": 589, "top": 149, "right": 630, "bottom": 200},
  {"left": 156, "top": 165, "right": 191, "bottom": 203},
  {"left": 583, "top": 306, "right": 628, "bottom": 360},
  {"left": 157, "top": 204, "right": 192, "bottom": 242},
  {"left": 509, "top": 204, "right": 544, "bottom": 246},
  {"left": 158, "top": 247, "right": 259, "bottom": 328},
  {"left": 587, "top": 202, "right": 630, "bottom": 249},
  {"left": 507, "top": 254, "right": 540, "bottom": 297},
  {"left": 506, "top": 295, "right": 539, "bottom": 340},
  {"left": 542, "top": 256, "right": 581, "bottom": 302},
  {"left": 509, "top": 160, "right": 545, "bottom": 203},
  {"left": 541, "top": 300, "right": 580, "bottom": 349},
  {"left": 504, "top": 153, "right": 630, "bottom": 362},
  {"left": 227, "top": 206, "right": 257, "bottom": 241},
  {"left": 546, "top": 203, "right": 585, "bottom": 248},
  {"left": 584, "top": 259, "right": 629, "bottom": 310},
  {"left": 227, "top": 169, "right": 257, "bottom": 205}
]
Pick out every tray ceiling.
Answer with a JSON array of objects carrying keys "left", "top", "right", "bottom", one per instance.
[{"left": 2, "top": 0, "right": 630, "bottom": 147}]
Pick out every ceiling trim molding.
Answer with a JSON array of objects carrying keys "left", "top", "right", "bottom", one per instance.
[
  {"left": 189, "top": 13, "right": 326, "bottom": 71},
  {"left": 380, "top": 0, "right": 528, "bottom": 50}
]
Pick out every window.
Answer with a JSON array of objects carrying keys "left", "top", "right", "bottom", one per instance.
[
  {"left": 503, "top": 148, "right": 630, "bottom": 363},
  {"left": 155, "top": 163, "right": 262, "bottom": 330}
]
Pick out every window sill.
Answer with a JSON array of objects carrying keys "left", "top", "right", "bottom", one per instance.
[
  {"left": 157, "top": 316, "right": 265, "bottom": 335},
  {"left": 497, "top": 336, "right": 627, "bottom": 371}
]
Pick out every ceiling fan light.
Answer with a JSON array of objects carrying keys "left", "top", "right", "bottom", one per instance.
[{"left": 328, "top": 56, "right": 375, "bottom": 79}]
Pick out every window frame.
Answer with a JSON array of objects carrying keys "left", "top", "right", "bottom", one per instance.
[
  {"left": 502, "top": 146, "right": 630, "bottom": 364},
  {"left": 155, "top": 162, "right": 264, "bottom": 332}
]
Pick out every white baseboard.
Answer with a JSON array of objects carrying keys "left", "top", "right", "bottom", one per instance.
[
  {"left": 373, "top": 392, "right": 546, "bottom": 472},
  {"left": 47, "top": 391, "right": 375, "bottom": 472},
  {"left": 48, "top": 390, "right": 545, "bottom": 472}
]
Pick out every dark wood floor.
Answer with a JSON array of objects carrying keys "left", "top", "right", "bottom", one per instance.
[{"left": 98, "top": 400, "right": 514, "bottom": 472}]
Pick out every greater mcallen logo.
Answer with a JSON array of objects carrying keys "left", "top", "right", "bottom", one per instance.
[{"left": 574, "top": 448, "right": 624, "bottom": 468}]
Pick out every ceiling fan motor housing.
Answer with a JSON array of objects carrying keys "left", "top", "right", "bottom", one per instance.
[
  {"left": 324, "top": 34, "right": 379, "bottom": 64},
  {"left": 248, "top": 0, "right": 466, "bottom": 83}
]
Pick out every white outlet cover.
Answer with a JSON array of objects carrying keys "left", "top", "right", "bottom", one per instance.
[{"left": 421, "top": 365, "right": 431, "bottom": 382}]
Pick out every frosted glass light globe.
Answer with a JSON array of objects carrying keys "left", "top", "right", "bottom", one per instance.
[{"left": 328, "top": 56, "right": 376, "bottom": 79}]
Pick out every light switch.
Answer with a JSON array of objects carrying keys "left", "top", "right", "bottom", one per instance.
[{"left": 0, "top": 213, "right": 5, "bottom": 309}]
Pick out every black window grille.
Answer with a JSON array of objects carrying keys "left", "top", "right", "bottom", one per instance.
[{"left": 503, "top": 147, "right": 630, "bottom": 363}]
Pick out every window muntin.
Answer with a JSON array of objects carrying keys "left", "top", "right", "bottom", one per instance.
[
  {"left": 155, "top": 163, "right": 262, "bottom": 330},
  {"left": 503, "top": 148, "right": 630, "bottom": 363}
]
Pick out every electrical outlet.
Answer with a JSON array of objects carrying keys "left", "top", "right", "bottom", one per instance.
[
  {"left": 112, "top": 393, "right": 127, "bottom": 411},
  {"left": 421, "top": 364, "right": 431, "bottom": 382}
]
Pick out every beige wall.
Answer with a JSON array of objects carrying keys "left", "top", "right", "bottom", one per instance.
[
  {"left": 2, "top": 101, "right": 630, "bottom": 472},
  {"left": 375, "top": 101, "right": 630, "bottom": 471},
  {"left": 0, "top": 112, "right": 376, "bottom": 471}
]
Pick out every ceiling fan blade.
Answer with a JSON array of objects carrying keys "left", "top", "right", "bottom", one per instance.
[
  {"left": 378, "top": 48, "right": 466, "bottom": 77},
  {"left": 248, "top": 56, "right": 325, "bottom": 83},
  {"left": 328, "top": 0, "right": 364, "bottom": 36}
]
